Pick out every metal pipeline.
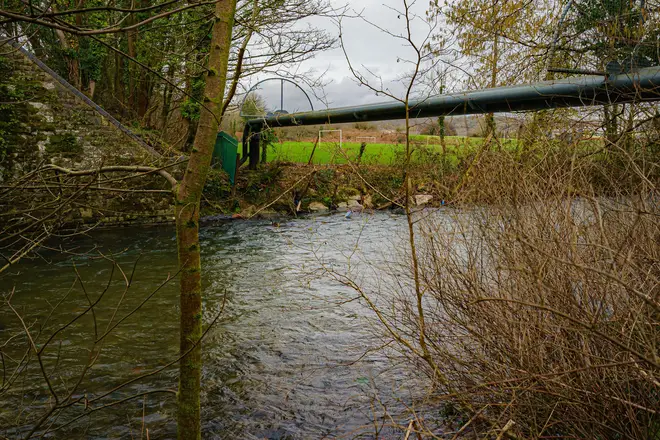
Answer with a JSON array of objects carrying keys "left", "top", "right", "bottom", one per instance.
[{"left": 247, "top": 67, "right": 660, "bottom": 128}]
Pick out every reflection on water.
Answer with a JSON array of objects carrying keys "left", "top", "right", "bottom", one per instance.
[{"left": 0, "top": 212, "right": 424, "bottom": 439}]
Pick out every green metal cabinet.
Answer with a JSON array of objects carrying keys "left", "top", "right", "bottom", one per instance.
[{"left": 212, "top": 131, "right": 238, "bottom": 184}]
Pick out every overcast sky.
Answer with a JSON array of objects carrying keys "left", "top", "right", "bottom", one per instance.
[{"left": 250, "top": 0, "right": 440, "bottom": 113}]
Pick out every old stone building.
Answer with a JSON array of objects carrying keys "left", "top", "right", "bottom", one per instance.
[{"left": 0, "top": 43, "right": 175, "bottom": 225}]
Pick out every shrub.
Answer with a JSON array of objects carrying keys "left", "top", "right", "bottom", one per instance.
[
  {"left": 336, "top": 139, "right": 658, "bottom": 439},
  {"left": 354, "top": 122, "right": 374, "bottom": 130},
  {"left": 203, "top": 168, "right": 231, "bottom": 199},
  {"left": 402, "top": 148, "right": 658, "bottom": 438}
]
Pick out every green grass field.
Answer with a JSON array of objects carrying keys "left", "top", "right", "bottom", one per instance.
[
  {"left": 267, "top": 141, "right": 405, "bottom": 165},
  {"left": 259, "top": 136, "right": 520, "bottom": 166}
]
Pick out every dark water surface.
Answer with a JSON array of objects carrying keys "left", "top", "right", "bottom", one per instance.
[{"left": 1, "top": 212, "right": 424, "bottom": 439}]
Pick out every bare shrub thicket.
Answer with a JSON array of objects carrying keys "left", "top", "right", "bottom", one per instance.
[
  {"left": 384, "top": 125, "right": 659, "bottom": 437},
  {"left": 318, "top": 111, "right": 659, "bottom": 438}
]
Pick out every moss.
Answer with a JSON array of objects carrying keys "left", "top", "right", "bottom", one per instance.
[
  {"left": 202, "top": 168, "right": 231, "bottom": 199},
  {"left": 70, "top": 109, "right": 94, "bottom": 125},
  {"left": 0, "top": 77, "right": 39, "bottom": 168},
  {"left": 0, "top": 56, "right": 12, "bottom": 79},
  {"left": 0, "top": 129, "right": 10, "bottom": 166},
  {"left": 337, "top": 185, "right": 360, "bottom": 198},
  {"left": 24, "top": 80, "right": 46, "bottom": 92},
  {"left": 46, "top": 133, "right": 83, "bottom": 158}
]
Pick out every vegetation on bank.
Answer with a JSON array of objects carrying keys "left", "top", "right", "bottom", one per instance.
[
  {"left": 260, "top": 137, "right": 519, "bottom": 166},
  {"left": 251, "top": 134, "right": 605, "bottom": 170},
  {"left": 389, "top": 143, "right": 659, "bottom": 438},
  {"left": 202, "top": 131, "right": 655, "bottom": 219}
]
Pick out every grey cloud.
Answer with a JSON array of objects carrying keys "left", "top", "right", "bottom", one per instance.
[
  {"left": 244, "top": 0, "right": 436, "bottom": 112},
  {"left": 296, "top": 0, "right": 433, "bottom": 108}
]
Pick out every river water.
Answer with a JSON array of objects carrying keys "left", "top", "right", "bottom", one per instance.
[{"left": 0, "top": 212, "right": 432, "bottom": 439}]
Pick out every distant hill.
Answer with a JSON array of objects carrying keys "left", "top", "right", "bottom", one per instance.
[
  {"left": 323, "top": 115, "right": 525, "bottom": 137},
  {"left": 233, "top": 112, "right": 527, "bottom": 142}
]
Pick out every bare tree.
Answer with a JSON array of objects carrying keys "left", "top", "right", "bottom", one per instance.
[
  {"left": 1, "top": 0, "right": 238, "bottom": 437},
  {"left": 335, "top": 0, "right": 448, "bottom": 390}
]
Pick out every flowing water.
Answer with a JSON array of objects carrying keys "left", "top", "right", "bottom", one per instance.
[{"left": 0, "top": 212, "right": 430, "bottom": 439}]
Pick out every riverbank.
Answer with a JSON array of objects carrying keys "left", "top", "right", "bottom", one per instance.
[
  {"left": 201, "top": 141, "right": 642, "bottom": 221},
  {"left": 5, "top": 142, "right": 651, "bottom": 234},
  {"left": 2, "top": 137, "right": 657, "bottom": 438},
  {"left": 200, "top": 161, "right": 451, "bottom": 220}
]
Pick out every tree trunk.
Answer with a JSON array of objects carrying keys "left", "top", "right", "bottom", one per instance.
[
  {"left": 114, "top": 49, "right": 125, "bottom": 112},
  {"left": 126, "top": 24, "right": 137, "bottom": 113},
  {"left": 437, "top": 84, "right": 446, "bottom": 155},
  {"left": 52, "top": 8, "right": 81, "bottom": 90},
  {"left": 88, "top": 79, "right": 96, "bottom": 99},
  {"left": 137, "top": 71, "right": 151, "bottom": 119},
  {"left": 438, "top": 117, "right": 446, "bottom": 156},
  {"left": 26, "top": 31, "right": 44, "bottom": 57},
  {"left": 175, "top": 0, "right": 236, "bottom": 438},
  {"left": 74, "top": 0, "right": 84, "bottom": 90},
  {"left": 604, "top": 104, "right": 619, "bottom": 147},
  {"left": 161, "top": 55, "right": 176, "bottom": 133},
  {"left": 357, "top": 142, "right": 366, "bottom": 164}
]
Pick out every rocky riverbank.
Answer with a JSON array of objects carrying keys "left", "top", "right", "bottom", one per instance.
[{"left": 200, "top": 161, "right": 449, "bottom": 221}]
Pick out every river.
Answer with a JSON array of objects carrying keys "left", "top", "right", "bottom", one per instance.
[{"left": 0, "top": 212, "right": 433, "bottom": 439}]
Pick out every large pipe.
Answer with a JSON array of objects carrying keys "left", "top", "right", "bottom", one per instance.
[{"left": 248, "top": 67, "right": 660, "bottom": 128}]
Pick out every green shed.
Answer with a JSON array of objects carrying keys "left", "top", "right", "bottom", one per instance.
[{"left": 212, "top": 131, "right": 238, "bottom": 184}]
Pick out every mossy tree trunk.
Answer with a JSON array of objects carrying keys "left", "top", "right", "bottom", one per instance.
[
  {"left": 437, "top": 84, "right": 446, "bottom": 156},
  {"left": 603, "top": 104, "right": 620, "bottom": 148},
  {"left": 175, "top": 0, "right": 236, "bottom": 438},
  {"left": 357, "top": 142, "right": 367, "bottom": 164}
]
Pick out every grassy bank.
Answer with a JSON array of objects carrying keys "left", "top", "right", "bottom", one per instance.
[
  {"left": 263, "top": 136, "right": 519, "bottom": 166},
  {"left": 206, "top": 135, "right": 632, "bottom": 218}
]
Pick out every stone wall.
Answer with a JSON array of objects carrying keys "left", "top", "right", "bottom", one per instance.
[{"left": 0, "top": 46, "right": 174, "bottom": 225}]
